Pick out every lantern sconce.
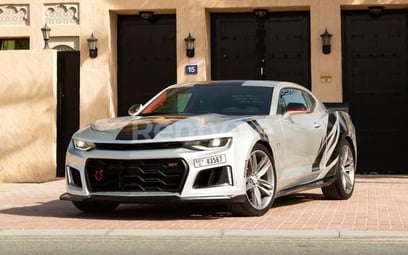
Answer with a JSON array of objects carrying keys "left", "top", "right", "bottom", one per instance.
[
  {"left": 253, "top": 9, "right": 269, "bottom": 18},
  {"left": 41, "top": 23, "right": 51, "bottom": 49},
  {"left": 184, "top": 33, "right": 195, "bottom": 58},
  {"left": 368, "top": 6, "right": 384, "bottom": 18},
  {"left": 320, "top": 29, "right": 332, "bottom": 55},
  {"left": 140, "top": 11, "right": 154, "bottom": 21},
  {"left": 87, "top": 33, "right": 98, "bottom": 58}
]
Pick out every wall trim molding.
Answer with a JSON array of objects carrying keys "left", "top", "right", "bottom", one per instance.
[
  {"left": 44, "top": 3, "right": 79, "bottom": 25},
  {"left": 0, "top": 5, "right": 29, "bottom": 26}
]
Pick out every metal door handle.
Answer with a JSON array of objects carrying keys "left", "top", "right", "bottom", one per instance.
[
  {"left": 260, "top": 58, "right": 265, "bottom": 77},
  {"left": 314, "top": 122, "right": 321, "bottom": 128}
]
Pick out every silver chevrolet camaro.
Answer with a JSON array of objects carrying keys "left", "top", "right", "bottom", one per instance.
[{"left": 60, "top": 80, "right": 357, "bottom": 216}]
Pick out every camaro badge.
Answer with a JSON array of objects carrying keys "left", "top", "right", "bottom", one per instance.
[
  {"left": 167, "top": 162, "right": 179, "bottom": 168},
  {"left": 94, "top": 169, "right": 104, "bottom": 181}
]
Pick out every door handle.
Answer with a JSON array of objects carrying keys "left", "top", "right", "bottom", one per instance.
[
  {"left": 260, "top": 58, "right": 265, "bottom": 78},
  {"left": 314, "top": 122, "right": 321, "bottom": 128}
]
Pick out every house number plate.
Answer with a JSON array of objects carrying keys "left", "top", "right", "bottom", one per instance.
[{"left": 185, "top": 65, "right": 198, "bottom": 75}]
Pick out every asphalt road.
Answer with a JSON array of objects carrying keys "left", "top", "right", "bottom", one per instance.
[{"left": 1, "top": 236, "right": 408, "bottom": 255}]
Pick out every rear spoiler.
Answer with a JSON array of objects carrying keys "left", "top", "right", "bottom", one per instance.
[{"left": 323, "top": 102, "right": 349, "bottom": 112}]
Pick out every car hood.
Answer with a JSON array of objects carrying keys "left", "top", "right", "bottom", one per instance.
[{"left": 85, "top": 114, "right": 251, "bottom": 141}]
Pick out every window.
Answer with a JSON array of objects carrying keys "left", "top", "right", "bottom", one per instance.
[
  {"left": 0, "top": 38, "right": 29, "bottom": 50},
  {"left": 301, "top": 90, "right": 317, "bottom": 111},
  {"left": 141, "top": 84, "right": 273, "bottom": 116},
  {"left": 278, "top": 88, "right": 316, "bottom": 114}
]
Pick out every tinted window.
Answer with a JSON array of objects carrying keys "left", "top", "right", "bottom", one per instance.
[
  {"left": 141, "top": 85, "right": 273, "bottom": 116},
  {"left": 301, "top": 90, "right": 317, "bottom": 111},
  {"left": 278, "top": 88, "right": 315, "bottom": 114}
]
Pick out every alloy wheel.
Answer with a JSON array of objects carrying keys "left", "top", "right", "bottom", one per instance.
[{"left": 246, "top": 149, "right": 275, "bottom": 210}]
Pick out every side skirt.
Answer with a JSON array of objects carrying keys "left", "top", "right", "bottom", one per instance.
[{"left": 275, "top": 176, "right": 336, "bottom": 198}]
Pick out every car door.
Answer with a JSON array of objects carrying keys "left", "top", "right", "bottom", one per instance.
[{"left": 277, "top": 88, "right": 327, "bottom": 187}]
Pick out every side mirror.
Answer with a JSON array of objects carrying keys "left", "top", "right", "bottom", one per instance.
[{"left": 128, "top": 104, "right": 143, "bottom": 116}]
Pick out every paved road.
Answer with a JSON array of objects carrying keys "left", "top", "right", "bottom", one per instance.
[
  {"left": 1, "top": 235, "right": 408, "bottom": 255},
  {"left": 1, "top": 175, "right": 408, "bottom": 232}
]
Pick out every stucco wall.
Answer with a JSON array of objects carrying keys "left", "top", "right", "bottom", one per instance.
[
  {"left": 0, "top": 50, "right": 57, "bottom": 182},
  {"left": 0, "top": 0, "right": 407, "bottom": 182},
  {"left": 86, "top": 0, "right": 408, "bottom": 127}
]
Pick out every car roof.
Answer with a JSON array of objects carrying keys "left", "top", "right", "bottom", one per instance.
[{"left": 167, "top": 80, "right": 305, "bottom": 90}]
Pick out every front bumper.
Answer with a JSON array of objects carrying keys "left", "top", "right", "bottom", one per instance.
[
  {"left": 59, "top": 192, "right": 246, "bottom": 204},
  {"left": 61, "top": 138, "right": 251, "bottom": 204}
]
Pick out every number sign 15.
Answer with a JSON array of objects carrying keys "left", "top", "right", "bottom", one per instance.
[{"left": 185, "top": 65, "right": 198, "bottom": 75}]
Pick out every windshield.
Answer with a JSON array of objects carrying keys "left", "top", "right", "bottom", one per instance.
[{"left": 141, "top": 84, "right": 273, "bottom": 116}]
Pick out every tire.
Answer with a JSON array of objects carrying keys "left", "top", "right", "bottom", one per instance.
[
  {"left": 322, "top": 140, "right": 356, "bottom": 200},
  {"left": 72, "top": 201, "right": 120, "bottom": 213},
  {"left": 228, "top": 144, "right": 276, "bottom": 216}
]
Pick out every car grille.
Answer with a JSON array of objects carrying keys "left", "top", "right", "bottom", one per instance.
[
  {"left": 94, "top": 142, "right": 185, "bottom": 151},
  {"left": 85, "top": 158, "right": 188, "bottom": 193}
]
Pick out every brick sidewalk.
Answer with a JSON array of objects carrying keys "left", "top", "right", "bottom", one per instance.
[{"left": 0, "top": 175, "right": 407, "bottom": 231}]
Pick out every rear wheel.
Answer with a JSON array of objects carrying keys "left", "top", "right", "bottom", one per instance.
[
  {"left": 322, "top": 140, "right": 355, "bottom": 199},
  {"left": 72, "top": 201, "right": 120, "bottom": 213},
  {"left": 228, "top": 144, "right": 276, "bottom": 216}
]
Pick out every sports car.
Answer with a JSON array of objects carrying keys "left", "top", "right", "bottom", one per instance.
[{"left": 60, "top": 80, "right": 357, "bottom": 216}]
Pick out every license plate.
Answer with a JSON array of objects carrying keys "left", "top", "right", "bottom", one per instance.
[{"left": 193, "top": 154, "right": 226, "bottom": 168}]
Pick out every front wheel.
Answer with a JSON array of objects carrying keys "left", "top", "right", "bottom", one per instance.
[
  {"left": 322, "top": 140, "right": 356, "bottom": 200},
  {"left": 228, "top": 144, "right": 276, "bottom": 216}
]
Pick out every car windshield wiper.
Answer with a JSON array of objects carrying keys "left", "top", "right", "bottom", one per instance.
[{"left": 139, "top": 112, "right": 180, "bottom": 116}]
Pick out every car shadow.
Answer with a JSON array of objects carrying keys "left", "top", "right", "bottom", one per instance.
[
  {"left": 0, "top": 192, "right": 325, "bottom": 220},
  {"left": 0, "top": 199, "right": 232, "bottom": 220},
  {"left": 273, "top": 192, "right": 325, "bottom": 208}
]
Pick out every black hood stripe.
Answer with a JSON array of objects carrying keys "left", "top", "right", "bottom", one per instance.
[
  {"left": 116, "top": 117, "right": 185, "bottom": 140},
  {"left": 246, "top": 120, "right": 268, "bottom": 140}
]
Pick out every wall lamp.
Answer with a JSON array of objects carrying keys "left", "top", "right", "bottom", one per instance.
[
  {"left": 368, "top": 6, "right": 384, "bottom": 17},
  {"left": 41, "top": 23, "right": 51, "bottom": 49},
  {"left": 253, "top": 9, "right": 269, "bottom": 18},
  {"left": 87, "top": 33, "right": 98, "bottom": 58},
  {"left": 320, "top": 29, "right": 332, "bottom": 55},
  {"left": 140, "top": 11, "right": 154, "bottom": 21},
  {"left": 184, "top": 33, "right": 195, "bottom": 58}
]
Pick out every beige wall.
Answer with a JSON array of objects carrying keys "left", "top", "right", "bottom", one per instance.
[
  {"left": 5, "top": 0, "right": 403, "bottom": 126},
  {"left": 0, "top": 50, "right": 57, "bottom": 182},
  {"left": 0, "top": 0, "right": 407, "bottom": 182},
  {"left": 85, "top": 0, "right": 408, "bottom": 126}
]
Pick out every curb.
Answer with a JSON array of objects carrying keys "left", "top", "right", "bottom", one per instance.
[{"left": 1, "top": 229, "right": 408, "bottom": 239}]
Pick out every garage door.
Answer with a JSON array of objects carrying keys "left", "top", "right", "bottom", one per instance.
[
  {"left": 211, "top": 12, "right": 311, "bottom": 89},
  {"left": 117, "top": 15, "right": 177, "bottom": 116},
  {"left": 342, "top": 10, "right": 408, "bottom": 172}
]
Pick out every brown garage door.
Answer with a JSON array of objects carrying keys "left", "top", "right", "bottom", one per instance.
[
  {"left": 342, "top": 10, "right": 408, "bottom": 173},
  {"left": 211, "top": 12, "right": 311, "bottom": 89},
  {"left": 117, "top": 14, "right": 177, "bottom": 116},
  {"left": 57, "top": 51, "right": 80, "bottom": 177}
]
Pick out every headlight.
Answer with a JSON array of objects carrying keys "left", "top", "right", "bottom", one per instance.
[
  {"left": 73, "top": 139, "right": 95, "bottom": 151},
  {"left": 184, "top": 137, "right": 232, "bottom": 151}
]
